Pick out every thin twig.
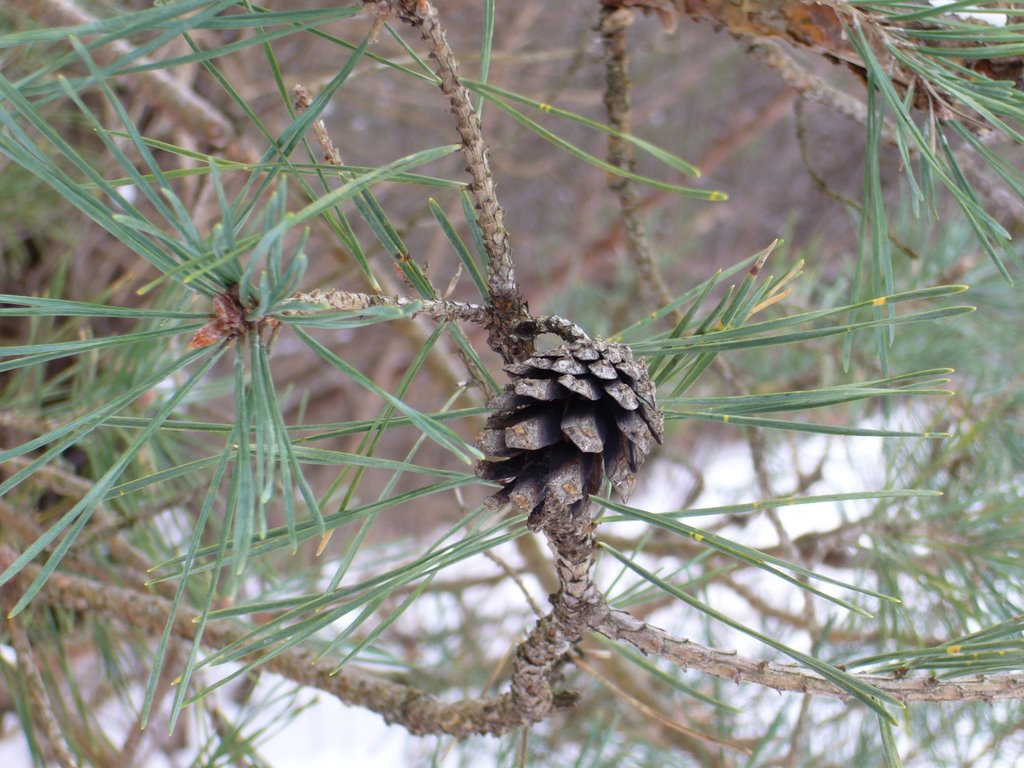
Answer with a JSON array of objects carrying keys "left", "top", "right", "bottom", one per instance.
[
  {"left": 720, "top": 571, "right": 946, "bottom": 648},
  {"left": 746, "top": 39, "right": 869, "bottom": 128},
  {"left": 115, "top": 643, "right": 184, "bottom": 768},
  {"left": 745, "top": 425, "right": 818, "bottom": 627},
  {"left": 583, "top": 86, "right": 792, "bottom": 285},
  {"left": 385, "top": 0, "right": 531, "bottom": 362},
  {"left": 0, "top": 464, "right": 183, "bottom": 600},
  {"left": 784, "top": 694, "right": 814, "bottom": 768},
  {"left": 293, "top": 84, "right": 344, "bottom": 166},
  {"left": 5, "top": 603, "right": 78, "bottom": 768},
  {"left": 289, "top": 289, "right": 588, "bottom": 345},
  {"left": 598, "top": 5, "right": 680, "bottom": 320},
  {"left": 484, "top": 550, "right": 544, "bottom": 617},
  {"left": 574, "top": 654, "right": 749, "bottom": 754},
  {"left": 290, "top": 288, "right": 488, "bottom": 325}
]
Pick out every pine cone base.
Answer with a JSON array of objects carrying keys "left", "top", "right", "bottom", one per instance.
[{"left": 476, "top": 339, "right": 663, "bottom": 530}]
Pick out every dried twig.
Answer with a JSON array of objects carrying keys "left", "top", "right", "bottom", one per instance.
[
  {"left": 293, "top": 84, "right": 344, "bottom": 166},
  {"left": 290, "top": 288, "right": 489, "bottom": 325}
]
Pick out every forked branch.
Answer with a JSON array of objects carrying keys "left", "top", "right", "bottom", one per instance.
[
  {"left": 379, "top": 0, "right": 534, "bottom": 363},
  {"left": 8, "top": 545, "right": 1024, "bottom": 746}
]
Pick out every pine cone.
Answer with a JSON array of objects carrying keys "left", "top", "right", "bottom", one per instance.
[{"left": 476, "top": 339, "right": 663, "bottom": 530}]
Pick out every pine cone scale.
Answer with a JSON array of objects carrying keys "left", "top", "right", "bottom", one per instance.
[
  {"left": 561, "top": 400, "right": 607, "bottom": 453},
  {"left": 477, "top": 427, "right": 513, "bottom": 456},
  {"left": 507, "top": 467, "right": 547, "bottom": 512},
  {"left": 505, "top": 410, "right": 564, "bottom": 450},
  {"left": 558, "top": 373, "right": 602, "bottom": 400},
  {"left": 614, "top": 408, "right": 653, "bottom": 454},
  {"left": 587, "top": 359, "right": 619, "bottom": 380},
  {"left": 551, "top": 357, "right": 589, "bottom": 375},
  {"left": 603, "top": 379, "right": 639, "bottom": 410},
  {"left": 478, "top": 454, "right": 524, "bottom": 481},
  {"left": 514, "top": 378, "right": 566, "bottom": 401},
  {"left": 545, "top": 453, "right": 589, "bottom": 508}
]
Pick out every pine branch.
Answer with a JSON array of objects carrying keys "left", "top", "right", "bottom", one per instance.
[
  {"left": 680, "top": 0, "right": 1023, "bottom": 96},
  {"left": 592, "top": 607, "right": 1024, "bottom": 705},
  {"left": 290, "top": 288, "right": 489, "bottom": 325},
  {"left": 292, "top": 82, "right": 515, "bottom": 396},
  {"left": 745, "top": 37, "right": 870, "bottom": 128},
  {"left": 0, "top": 545, "right": 520, "bottom": 738},
  {"left": 475, "top": 340, "right": 663, "bottom": 727},
  {"left": 5, "top": 1, "right": 1023, "bottom": 761},
  {"left": 504, "top": 502, "right": 604, "bottom": 724},
  {"left": 750, "top": 37, "right": 1024, "bottom": 222},
  {"left": 598, "top": 4, "right": 679, "bottom": 318},
  {"left": 7, "top": 467, "right": 1024, "bottom": 734},
  {"left": 383, "top": 0, "right": 533, "bottom": 363},
  {"left": 290, "top": 289, "right": 589, "bottom": 343}
]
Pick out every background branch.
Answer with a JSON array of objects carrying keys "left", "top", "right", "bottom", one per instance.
[
  {"left": 599, "top": 4, "right": 680, "bottom": 318},
  {"left": 10, "top": 0, "right": 240, "bottom": 150},
  {"left": 5, "top": 599, "right": 78, "bottom": 768}
]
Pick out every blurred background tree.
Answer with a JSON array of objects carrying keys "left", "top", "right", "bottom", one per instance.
[{"left": 2, "top": 1, "right": 1024, "bottom": 766}]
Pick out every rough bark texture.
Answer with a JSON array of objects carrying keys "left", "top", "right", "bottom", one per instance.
[{"left": 383, "top": 0, "right": 534, "bottom": 363}]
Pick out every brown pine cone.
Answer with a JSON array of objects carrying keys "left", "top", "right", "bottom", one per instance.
[{"left": 475, "top": 339, "right": 663, "bottom": 530}]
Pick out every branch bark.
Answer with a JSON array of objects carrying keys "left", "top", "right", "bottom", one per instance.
[
  {"left": 592, "top": 607, "right": 1024, "bottom": 704},
  {"left": 0, "top": 545, "right": 518, "bottom": 739},
  {"left": 599, "top": 4, "right": 679, "bottom": 318},
  {"left": 383, "top": 0, "right": 534, "bottom": 363},
  {"left": 8, "top": 537, "right": 1024, "bottom": 753},
  {"left": 288, "top": 289, "right": 587, "bottom": 343}
]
